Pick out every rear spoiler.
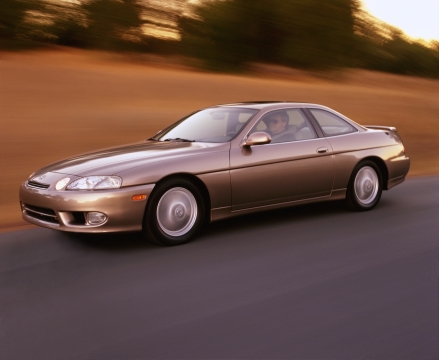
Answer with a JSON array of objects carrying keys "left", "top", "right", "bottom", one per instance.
[{"left": 364, "top": 125, "right": 397, "bottom": 132}]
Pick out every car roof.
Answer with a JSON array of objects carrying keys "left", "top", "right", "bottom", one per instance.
[{"left": 215, "top": 101, "right": 317, "bottom": 110}]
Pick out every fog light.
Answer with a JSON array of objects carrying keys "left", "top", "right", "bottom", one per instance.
[{"left": 86, "top": 212, "right": 107, "bottom": 225}]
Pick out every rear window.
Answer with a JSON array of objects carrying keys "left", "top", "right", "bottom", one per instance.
[{"left": 309, "top": 109, "right": 357, "bottom": 137}]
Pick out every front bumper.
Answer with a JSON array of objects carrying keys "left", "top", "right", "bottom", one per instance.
[{"left": 19, "top": 182, "right": 155, "bottom": 233}]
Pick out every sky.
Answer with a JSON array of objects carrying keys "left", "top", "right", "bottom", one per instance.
[{"left": 361, "top": 0, "right": 439, "bottom": 41}]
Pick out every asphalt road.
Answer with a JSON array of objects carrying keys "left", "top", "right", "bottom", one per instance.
[{"left": 1, "top": 176, "right": 438, "bottom": 360}]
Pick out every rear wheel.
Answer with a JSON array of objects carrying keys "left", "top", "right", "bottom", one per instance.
[
  {"left": 143, "top": 178, "right": 205, "bottom": 246},
  {"left": 346, "top": 161, "right": 383, "bottom": 211}
]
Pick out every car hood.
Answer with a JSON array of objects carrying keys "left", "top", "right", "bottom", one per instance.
[{"left": 33, "top": 140, "right": 229, "bottom": 177}]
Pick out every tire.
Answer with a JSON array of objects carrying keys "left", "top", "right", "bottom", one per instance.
[
  {"left": 345, "top": 160, "right": 383, "bottom": 211},
  {"left": 142, "top": 178, "right": 205, "bottom": 246}
]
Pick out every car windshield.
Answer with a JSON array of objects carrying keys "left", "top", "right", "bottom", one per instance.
[{"left": 153, "top": 107, "right": 258, "bottom": 143}]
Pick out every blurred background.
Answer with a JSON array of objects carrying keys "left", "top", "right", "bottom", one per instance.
[
  {"left": 1, "top": 0, "right": 439, "bottom": 75},
  {"left": 1, "top": 0, "right": 438, "bottom": 229}
]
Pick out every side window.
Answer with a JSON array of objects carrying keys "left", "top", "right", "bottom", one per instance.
[
  {"left": 309, "top": 109, "right": 357, "bottom": 136},
  {"left": 251, "top": 109, "right": 317, "bottom": 143}
]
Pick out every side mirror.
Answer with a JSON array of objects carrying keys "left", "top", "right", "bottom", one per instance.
[{"left": 242, "top": 132, "right": 271, "bottom": 147}]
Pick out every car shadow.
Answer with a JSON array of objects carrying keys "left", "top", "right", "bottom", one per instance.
[
  {"left": 62, "top": 200, "right": 347, "bottom": 251},
  {"left": 60, "top": 231, "right": 155, "bottom": 252},
  {"left": 203, "top": 200, "right": 347, "bottom": 239}
]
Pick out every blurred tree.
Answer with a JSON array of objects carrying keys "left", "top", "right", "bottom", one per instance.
[
  {"left": 378, "top": 35, "right": 438, "bottom": 78},
  {"left": 278, "top": 0, "right": 359, "bottom": 68},
  {"left": 81, "top": 0, "right": 143, "bottom": 49},
  {"left": 141, "top": 0, "right": 187, "bottom": 40},
  {"left": 0, "top": 0, "right": 45, "bottom": 43},
  {"left": 51, "top": 18, "right": 88, "bottom": 48},
  {"left": 45, "top": 1, "right": 88, "bottom": 48},
  {"left": 139, "top": 0, "right": 189, "bottom": 53},
  {"left": 179, "top": 0, "right": 360, "bottom": 70},
  {"left": 179, "top": 0, "right": 257, "bottom": 70},
  {"left": 354, "top": 10, "right": 439, "bottom": 78},
  {"left": 2, "top": 0, "right": 437, "bottom": 77}
]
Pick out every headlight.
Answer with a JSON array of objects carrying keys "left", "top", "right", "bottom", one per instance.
[{"left": 66, "top": 176, "right": 122, "bottom": 190}]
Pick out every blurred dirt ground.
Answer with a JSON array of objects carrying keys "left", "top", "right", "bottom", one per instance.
[{"left": 1, "top": 49, "right": 438, "bottom": 230}]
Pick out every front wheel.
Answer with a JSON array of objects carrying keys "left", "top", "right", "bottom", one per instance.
[
  {"left": 346, "top": 161, "right": 383, "bottom": 211},
  {"left": 143, "top": 178, "right": 205, "bottom": 246}
]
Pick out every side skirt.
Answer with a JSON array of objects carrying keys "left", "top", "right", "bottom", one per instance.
[{"left": 210, "top": 189, "right": 346, "bottom": 222}]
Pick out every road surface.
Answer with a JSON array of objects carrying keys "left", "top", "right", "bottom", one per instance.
[{"left": 1, "top": 176, "right": 437, "bottom": 359}]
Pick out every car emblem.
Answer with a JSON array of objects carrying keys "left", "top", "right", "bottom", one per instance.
[{"left": 32, "top": 173, "right": 46, "bottom": 182}]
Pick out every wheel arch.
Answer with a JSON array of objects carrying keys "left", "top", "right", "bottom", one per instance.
[
  {"left": 149, "top": 173, "right": 212, "bottom": 224},
  {"left": 354, "top": 156, "right": 389, "bottom": 190}
]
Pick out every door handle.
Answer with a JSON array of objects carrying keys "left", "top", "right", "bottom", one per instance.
[{"left": 317, "top": 147, "right": 328, "bottom": 154}]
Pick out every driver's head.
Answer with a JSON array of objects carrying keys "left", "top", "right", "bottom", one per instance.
[{"left": 264, "top": 111, "right": 288, "bottom": 135}]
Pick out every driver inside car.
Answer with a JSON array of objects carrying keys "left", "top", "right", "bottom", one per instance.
[{"left": 263, "top": 111, "right": 297, "bottom": 143}]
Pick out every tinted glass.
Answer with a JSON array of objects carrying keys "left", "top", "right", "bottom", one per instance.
[
  {"left": 309, "top": 109, "right": 357, "bottom": 136},
  {"left": 252, "top": 109, "right": 316, "bottom": 143},
  {"left": 154, "top": 108, "right": 258, "bottom": 143}
]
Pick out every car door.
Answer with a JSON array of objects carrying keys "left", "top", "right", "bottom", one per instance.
[{"left": 230, "top": 108, "right": 334, "bottom": 211}]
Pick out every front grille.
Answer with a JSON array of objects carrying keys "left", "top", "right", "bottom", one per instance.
[
  {"left": 23, "top": 203, "right": 59, "bottom": 224},
  {"left": 27, "top": 181, "right": 50, "bottom": 189}
]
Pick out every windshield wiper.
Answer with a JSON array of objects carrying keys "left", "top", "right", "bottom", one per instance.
[{"left": 163, "top": 138, "right": 195, "bottom": 142}]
